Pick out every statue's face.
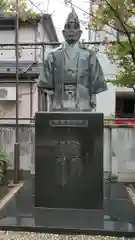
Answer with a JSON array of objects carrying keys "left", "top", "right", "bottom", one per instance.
[{"left": 62, "top": 22, "right": 82, "bottom": 44}]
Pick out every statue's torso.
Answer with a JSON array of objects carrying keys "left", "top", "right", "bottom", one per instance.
[{"left": 51, "top": 43, "right": 91, "bottom": 111}]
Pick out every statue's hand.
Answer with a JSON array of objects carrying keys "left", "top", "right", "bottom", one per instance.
[{"left": 90, "top": 100, "right": 96, "bottom": 109}]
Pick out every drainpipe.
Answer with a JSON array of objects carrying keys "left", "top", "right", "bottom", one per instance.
[
  {"left": 30, "top": 82, "right": 33, "bottom": 122},
  {"left": 108, "top": 127, "right": 112, "bottom": 198}
]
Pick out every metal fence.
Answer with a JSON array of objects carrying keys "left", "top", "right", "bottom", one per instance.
[{"left": 0, "top": 121, "right": 135, "bottom": 183}]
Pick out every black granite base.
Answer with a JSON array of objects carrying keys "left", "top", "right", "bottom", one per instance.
[{"left": 35, "top": 112, "right": 104, "bottom": 209}]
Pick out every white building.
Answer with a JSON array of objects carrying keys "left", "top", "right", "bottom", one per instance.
[
  {"left": 91, "top": 0, "right": 134, "bottom": 120},
  {"left": 0, "top": 14, "right": 58, "bottom": 123}
]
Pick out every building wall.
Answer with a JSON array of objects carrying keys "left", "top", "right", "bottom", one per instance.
[
  {"left": 0, "top": 82, "right": 37, "bottom": 123},
  {"left": 0, "top": 21, "right": 56, "bottom": 120},
  {"left": 95, "top": 27, "right": 134, "bottom": 117},
  {"left": 90, "top": 4, "right": 133, "bottom": 116},
  {"left": 19, "top": 25, "right": 37, "bottom": 61},
  {"left": 92, "top": 25, "right": 117, "bottom": 116},
  {"left": 0, "top": 22, "right": 53, "bottom": 62},
  {"left": 36, "top": 22, "right": 53, "bottom": 62},
  {"left": 0, "top": 30, "right": 15, "bottom": 61},
  {"left": 96, "top": 83, "right": 116, "bottom": 117}
]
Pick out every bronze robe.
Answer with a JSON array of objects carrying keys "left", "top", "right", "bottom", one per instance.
[{"left": 38, "top": 42, "right": 107, "bottom": 111}]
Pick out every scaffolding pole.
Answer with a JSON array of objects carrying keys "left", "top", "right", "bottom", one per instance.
[
  {"left": 88, "top": 0, "right": 92, "bottom": 41},
  {"left": 14, "top": 0, "right": 20, "bottom": 184},
  {"left": 0, "top": 40, "right": 117, "bottom": 47}
]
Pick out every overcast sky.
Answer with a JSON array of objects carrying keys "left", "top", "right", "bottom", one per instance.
[{"left": 30, "top": 0, "right": 90, "bottom": 41}]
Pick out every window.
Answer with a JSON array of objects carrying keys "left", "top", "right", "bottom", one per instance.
[
  {"left": 0, "top": 89, "right": 8, "bottom": 98},
  {"left": 115, "top": 91, "right": 135, "bottom": 118},
  {"left": 0, "top": 17, "right": 16, "bottom": 30}
]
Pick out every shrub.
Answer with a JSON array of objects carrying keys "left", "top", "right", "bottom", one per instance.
[{"left": 0, "top": 149, "right": 8, "bottom": 185}]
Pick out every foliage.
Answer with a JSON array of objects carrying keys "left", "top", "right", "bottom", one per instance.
[
  {"left": 89, "top": 0, "right": 135, "bottom": 89},
  {"left": 0, "top": 0, "right": 37, "bottom": 21},
  {"left": 0, "top": 149, "right": 9, "bottom": 185}
]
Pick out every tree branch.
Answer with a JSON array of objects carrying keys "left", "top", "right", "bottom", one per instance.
[
  {"left": 104, "top": 0, "right": 135, "bottom": 64},
  {"left": 65, "top": 1, "right": 128, "bottom": 34}
]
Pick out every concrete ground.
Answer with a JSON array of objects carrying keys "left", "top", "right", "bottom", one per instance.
[
  {"left": 0, "top": 232, "right": 130, "bottom": 240},
  {"left": 0, "top": 179, "right": 135, "bottom": 238}
]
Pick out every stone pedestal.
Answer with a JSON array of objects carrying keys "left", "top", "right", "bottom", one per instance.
[{"left": 35, "top": 112, "right": 103, "bottom": 210}]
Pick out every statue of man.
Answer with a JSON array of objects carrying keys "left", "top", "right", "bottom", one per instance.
[{"left": 38, "top": 9, "right": 107, "bottom": 111}]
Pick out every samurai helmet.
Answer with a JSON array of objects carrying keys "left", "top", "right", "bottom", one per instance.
[
  {"left": 64, "top": 8, "right": 80, "bottom": 28},
  {"left": 62, "top": 8, "right": 82, "bottom": 44}
]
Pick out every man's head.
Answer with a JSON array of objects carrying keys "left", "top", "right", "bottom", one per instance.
[{"left": 62, "top": 9, "right": 82, "bottom": 44}]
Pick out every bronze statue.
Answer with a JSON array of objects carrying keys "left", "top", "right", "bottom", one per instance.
[
  {"left": 37, "top": 10, "right": 107, "bottom": 186},
  {"left": 38, "top": 9, "right": 107, "bottom": 111}
]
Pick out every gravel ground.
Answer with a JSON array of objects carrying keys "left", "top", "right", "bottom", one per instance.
[{"left": 0, "top": 232, "right": 132, "bottom": 240}]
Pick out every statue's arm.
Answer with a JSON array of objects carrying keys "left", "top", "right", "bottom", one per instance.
[
  {"left": 38, "top": 53, "right": 54, "bottom": 89},
  {"left": 90, "top": 52, "right": 107, "bottom": 95}
]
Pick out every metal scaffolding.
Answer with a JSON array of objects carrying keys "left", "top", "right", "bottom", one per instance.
[
  {"left": 14, "top": 0, "right": 20, "bottom": 183},
  {"left": 0, "top": 40, "right": 117, "bottom": 47}
]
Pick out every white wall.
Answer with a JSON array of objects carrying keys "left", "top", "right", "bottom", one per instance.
[
  {"left": 19, "top": 82, "right": 37, "bottom": 122},
  {"left": 0, "top": 30, "right": 15, "bottom": 61},
  {"left": 0, "top": 22, "right": 54, "bottom": 62},
  {"left": 0, "top": 82, "right": 37, "bottom": 123},
  {"left": 0, "top": 21, "right": 56, "bottom": 120},
  {"left": 19, "top": 25, "right": 37, "bottom": 61},
  {"left": 36, "top": 22, "right": 53, "bottom": 63},
  {"left": 95, "top": 50, "right": 117, "bottom": 116},
  {"left": 105, "top": 127, "right": 135, "bottom": 182},
  {"left": 96, "top": 83, "right": 116, "bottom": 116},
  {"left": 0, "top": 26, "right": 37, "bottom": 61},
  {"left": 90, "top": 23, "right": 118, "bottom": 116},
  {"left": 95, "top": 25, "right": 135, "bottom": 116}
]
